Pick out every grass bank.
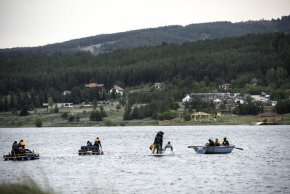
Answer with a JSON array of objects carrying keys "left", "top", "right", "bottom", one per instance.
[{"left": 0, "top": 101, "right": 289, "bottom": 127}]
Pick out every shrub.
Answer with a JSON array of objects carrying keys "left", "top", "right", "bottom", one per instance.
[
  {"left": 61, "top": 112, "right": 69, "bottom": 119},
  {"left": 90, "top": 110, "right": 103, "bottom": 121},
  {"left": 68, "top": 115, "right": 75, "bottom": 122},
  {"left": 54, "top": 105, "right": 59, "bottom": 113},
  {"left": 104, "top": 119, "right": 116, "bottom": 126},
  {"left": 19, "top": 106, "right": 29, "bottom": 116},
  {"left": 34, "top": 117, "right": 43, "bottom": 127},
  {"left": 75, "top": 114, "right": 80, "bottom": 122},
  {"left": 183, "top": 113, "right": 192, "bottom": 121}
]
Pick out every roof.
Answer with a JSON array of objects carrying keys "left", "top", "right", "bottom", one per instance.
[
  {"left": 114, "top": 85, "right": 124, "bottom": 91},
  {"left": 85, "top": 83, "right": 104, "bottom": 88},
  {"left": 192, "top": 112, "right": 210, "bottom": 116}
]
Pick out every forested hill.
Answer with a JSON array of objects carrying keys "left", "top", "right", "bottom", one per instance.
[
  {"left": 1, "top": 15, "right": 290, "bottom": 55},
  {"left": 1, "top": 33, "right": 290, "bottom": 103}
]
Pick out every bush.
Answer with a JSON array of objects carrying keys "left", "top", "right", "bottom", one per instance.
[
  {"left": 34, "top": 117, "right": 43, "bottom": 127},
  {"left": 183, "top": 113, "right": 192, "bottom": 121},
  {"left": 61, "top": 112, "right": 69, "bottom": 119},
  {"left": 19, "top": 106, "right": 29, "bottom": 116},
  {"left": 275, "top": 100, "right": 290, "bottom": 114},
  {"left": 90, "top": 110, "right": 103, "bottom": 121},
  {"left": 75, "top": 114, "right": 80, "bottom": 122},
  {"left": 104, "top": 119, "right": 116, "bottom": 126},
  {"left": 157, "top": 110, "right": 178, "bottom": 120},
  {"left": 68, "top": 115, "right": 75, "bottom": 122},
  {"left": 54, "top": 105, "right": 59, "bottom": 113}
]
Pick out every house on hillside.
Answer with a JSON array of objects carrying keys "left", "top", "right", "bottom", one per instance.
[
  {"left": 153, "top": 82, "right": 165, "bottom": 90},
  {"left": 85, "top": 82, "right": 104, "bottom": 92},
  {"left": 218, "top": 83, "right": 232, "bottom": 90},
  {"left": 110, "top": 85, "right": 125, "bottom": 96},
  {"left": 62, "top": 90, "right": 71, "bottom": 96},
  {"left": 182, "top": 94, "right": 192, "bottom": 103}
]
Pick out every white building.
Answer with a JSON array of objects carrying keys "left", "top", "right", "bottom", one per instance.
[
  {"left": 110, "top": 85, "right": 125, "bottom": 96},
  {"left": 182, "top": 94, "right": 192, "bottom": 103}
]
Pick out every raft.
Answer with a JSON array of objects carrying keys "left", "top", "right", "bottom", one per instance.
[
  {"left": 188, "top": 145, "right": 235, "bottom": 154},
  {"left": 3, "top": 149, "right": 40, "bottom": 161},
  {"left": 78, "top": 146, "right": 104, "bottom": 155},
  {"left": 148, "top": 151, "right": 174, "bottom": 157}
]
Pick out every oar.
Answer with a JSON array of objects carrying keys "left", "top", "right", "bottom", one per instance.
[
  {"left": 187, "top": 146, "right": 196, "bottom": 148},
  {"left": 235, "top": 147, "right": 244, "bottom": 150}
]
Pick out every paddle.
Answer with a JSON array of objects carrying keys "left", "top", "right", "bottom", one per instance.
[
  {"left": 187, "top": 146, "right": 195, "bottom": 148},
  {"left": 235, "top": 147, "right": 244, "bottom": 150}
]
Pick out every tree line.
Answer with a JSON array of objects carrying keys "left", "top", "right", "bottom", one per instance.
[{"left": 0, "top": 33, "right": 290, "bottom": 114}]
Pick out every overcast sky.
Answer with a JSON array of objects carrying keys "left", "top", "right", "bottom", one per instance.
[{"left": 0, "top": 0, "right": 290, "bottom": 48}]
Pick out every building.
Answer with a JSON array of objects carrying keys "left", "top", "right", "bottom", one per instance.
[
  {"left": 182, "top": 94, "right": 192, "bottom": 103},
  {"left": 218, "top": 83, "right": 232, "bottom": 90},
  {"left": 153, "top": 82, "right": 165, "bottom": 90},
  {"left": 85, "top": 82, "right": 104, "bottom": 92},
  {"left": 110, "top": 85, "right": 125, "bottom": 96},
  {"left": 62, "top": 90, "right": 71, "bottom": 96},
  {"left": 191, "top": 112, "right": 211, "bottom": 121}
]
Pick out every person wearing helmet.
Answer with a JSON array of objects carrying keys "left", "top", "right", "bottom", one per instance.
[{"left": 222, "top": 137, "right": 229, "bottom": 146}]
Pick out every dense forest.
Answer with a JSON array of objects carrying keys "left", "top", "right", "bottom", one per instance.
[
  {"left": 0, "top": 32, "right": 290, "bottom": 114},
  {"left": 1, "top": 15, "right": 290, "bottom": 55}
]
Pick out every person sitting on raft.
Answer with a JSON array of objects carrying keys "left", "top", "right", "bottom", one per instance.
[
  {"left": 17, "top": 139, "right": 26, "bottom": 153},
  {"left": 87, "top": 141, "right": 92, "bottom": 146},
  {"left": 222, "top": 137, "right": 229, "bottom": 146},
  {"left": 215, "top": 138, "right": 221, "bottom": 146},
  {"left": 12, "top": 141, "right": 19, "bottom": 154},
  {"left": 94, "top": 137, "right": 102, "bottom": 151},
  {"left": 206, "top": 139, "right": 215, "bottom": 146},
  {"left": 164, "top": 141, "right": 173, "bottom": 152}
]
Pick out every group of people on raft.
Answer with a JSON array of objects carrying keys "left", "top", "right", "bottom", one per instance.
[
  {"left": 150, "top": 131, "right": 174, "bottom": 154},
  {"left": 206, "top": 137, "right": 229, "bottom": 146},
  {"left": 11, "top": 139, "right": 27, "bottom": 154},
  {"left": 85, "top": 137, "right": 102, "bottom": 151}
]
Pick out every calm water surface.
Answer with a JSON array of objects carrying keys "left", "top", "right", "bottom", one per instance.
[{"left": 0, "top": 126, "right": 290, "bottom": 194}]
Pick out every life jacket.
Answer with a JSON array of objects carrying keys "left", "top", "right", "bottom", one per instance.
[
  {"left": 149, "top": 144, "right": 155, "bottom": 150},
  {"left": 215, "top": 140, "right": 221, "bottom": 146}
]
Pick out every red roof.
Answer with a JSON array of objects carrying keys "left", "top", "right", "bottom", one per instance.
[{"left": 85, "top": 83, "right": 104, "bottom": 88}]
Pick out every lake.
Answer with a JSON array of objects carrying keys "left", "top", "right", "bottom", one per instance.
[{"left": 0, "top": 126, "right": 290, "bottom": 194}]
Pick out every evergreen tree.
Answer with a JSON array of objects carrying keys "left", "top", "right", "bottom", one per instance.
[{"left": 3, "top": 97, "right": 9, "bottom": 112}]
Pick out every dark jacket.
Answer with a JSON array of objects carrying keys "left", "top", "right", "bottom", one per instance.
[
  {"left": 208, "top": 139, "right": 215, "bottom": 146},
  {"left": 12, "top": 142, "right": 18, "bottom": 150},
  {"left": 222, "top": 140, "right": 229, "bottom": 146}
]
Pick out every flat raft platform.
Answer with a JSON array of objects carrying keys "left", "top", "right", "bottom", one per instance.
[
  {"left": 78, "top": 146, "right": 104, "bottom": 155},
  {"left": 3, "top": 149, "right": 40, "bottom": 161}
]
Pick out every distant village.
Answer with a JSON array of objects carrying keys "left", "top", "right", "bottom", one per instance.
[{"left": 41, "top": 81, "right": 279, "bottom": 123}]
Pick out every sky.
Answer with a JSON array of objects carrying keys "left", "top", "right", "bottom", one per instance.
[{"left": 0, "top": 0, "right": 290, "bottom": 49}]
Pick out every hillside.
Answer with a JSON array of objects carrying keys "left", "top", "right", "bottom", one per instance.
[
  {"left": 0, "top": 15, "right": 290, "bottom": 55},
  {"left": 1, "top": 33, "right": 289, "bottom": 98}
]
